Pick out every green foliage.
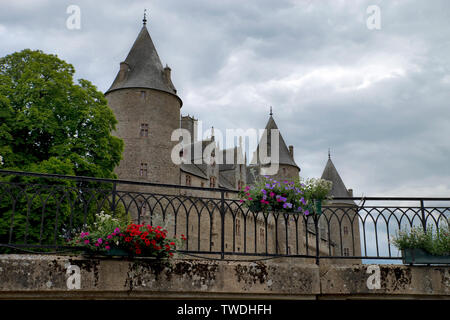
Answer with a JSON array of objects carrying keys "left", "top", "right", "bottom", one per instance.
[
  {"left": 0, "top": 49, "right": 124, "bottom": 250},
  {"left": 0, "top": 49, "right": 123, "bottom": 177},
  {"left": 301, "top": 177, "right": 333, "bottom": 203},
  {"left": 392, "top": 224, "right": 450, "bottom": 256}
]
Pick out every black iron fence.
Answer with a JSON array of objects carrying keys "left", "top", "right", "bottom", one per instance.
[{"left": 0, "top": 169, "right": 449, "bottom": 263}]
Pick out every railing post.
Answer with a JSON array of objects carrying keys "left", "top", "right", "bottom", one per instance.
[
  {"left": 314, "top": 213, "right": 320, "bottom": 265},
  {"left": 220, "top": 190, "right": 225, "bottom": 260},
  {"left": 111, "top": 182, "right": 117, "bottom": 215},
  {"left": 420, "top": 199, "right": 427, "bottom": 232}
]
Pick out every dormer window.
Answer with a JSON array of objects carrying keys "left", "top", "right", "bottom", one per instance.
[
  {"left": 209, "top": 176, "right": 216, "bottom": 188},
  {"left": 185, "top": 174, "right": 191, "bottom": 186}
]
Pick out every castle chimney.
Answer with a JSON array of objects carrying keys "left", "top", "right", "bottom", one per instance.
[
  {"left": 164, "top": 65, "right": 176, "bottom": 93},
  {"left": 119, "top": 62, "right": 130, "bottom": 81},
  {"left": 289, "top": 145, "right": 294, "bottom": 158},
  {"left": 181, "top": 115, "right": 198, "bottom": 143},
  {"left": 348, "top": 189, "right": 353, "bottom": 197}
]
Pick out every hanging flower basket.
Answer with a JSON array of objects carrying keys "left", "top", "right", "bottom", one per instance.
[{"left": 238, "top": 177, "right": 331, "bottom": 216}]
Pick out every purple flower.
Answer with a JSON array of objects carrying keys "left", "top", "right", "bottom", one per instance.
[
  {"left": 304, "top": 210, "right": 310, "bottom": 216},
  {"left": 261, "top": 189, "right": 267, "bottom": 194},
  {"left": 283, "top": 202, "right": 293, "bottom": 209}
]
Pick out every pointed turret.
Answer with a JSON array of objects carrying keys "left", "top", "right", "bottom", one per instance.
[
  {"left": 106, "top": 24, "right": 179, "bottom": 98},
  {"left": 249, "top": 111, "right": 300, "bottom": 182},
  {"left": 321, "top": 156, "right": 354, "bottom": 204},
  {"left": 251, "top": 114, "right": 299, "bottom": 170}
]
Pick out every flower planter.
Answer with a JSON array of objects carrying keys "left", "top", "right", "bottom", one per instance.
[
  {"left": 402, "top": 248, "right": 450, "bottom": 265},
  {"left": 104, "top": 248, "right": 130, "bottom": 257}
]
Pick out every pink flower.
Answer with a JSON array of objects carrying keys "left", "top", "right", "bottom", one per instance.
[
  {"left": 114, "top": 228, "right": 120, "bottom": 233},
  {"left": 84, "top": 239, "right": 89, "bottom": 244},
  {"left": 239, "top": 199, "right": 244, "bottom": 203},
  {"left": 248, "top": 197, "right": 253, "bottom": 201},
  {"left": 269, "top": 192, "right": 275, "bottom": 197},
  {"left": 95, "top": 243, "right": 100, "bottom": 247},
  {"left": 105, "top": 246, "right": 111, "bottom": 250},
  {"left": 107, "top": 235, "right": 112, "bottom": 239},
  {"left": 97, "top": 238, "right": 103, "bottom": 243}
]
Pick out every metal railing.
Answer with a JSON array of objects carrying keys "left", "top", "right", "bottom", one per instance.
[{"left": 0, "top": 169, "right": 449, "bottom": 263}]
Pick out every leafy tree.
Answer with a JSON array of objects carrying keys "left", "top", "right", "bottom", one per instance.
[
  {"left": 0, "top": 49, "right": 122, "bottom": 176},
  {"left": 0, "top": 49, "right": 124, "bottom": 250}
]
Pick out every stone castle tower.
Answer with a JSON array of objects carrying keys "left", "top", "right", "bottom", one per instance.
[{"left": 105, "top": 19, "right": 182, "bottom": 185}]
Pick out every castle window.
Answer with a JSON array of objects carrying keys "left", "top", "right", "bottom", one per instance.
[
  {"left": 139, "top": 163, "right": 148, "bottom": 177},
  {"left": 343, "top": 247, "right": 350, "bottom": 257},
  {"left": 343, "top": 226, "right": 349, "bottom": 235},
  {"left": 259, "top": 228, "right": 265, "bottom": 247},
  {"left": 138, "top": 200, "right": 148, "bottom": 218},
  {"left": 235, "top": 218, "right": 241, "bottom": 237},
  {"left": 209, "top": 176, "right": 216, "bottom": 188},
  {"left": 140, "top": 123, "right": 149, "bottom": 137},
  {"left": 201, "top": 181, "right": 205, "bottom": 188},
  {"left": 140, "top": 91, "right": 146, "bottom": 100},
  {"left": 282, "top": 167, "right": 287, "bottom": 175},
  {"left": 185, "top": 175, "right": 191, "bottom": 186}
]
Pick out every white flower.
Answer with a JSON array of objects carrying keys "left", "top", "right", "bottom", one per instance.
[{"left": 0, "top": 155, "right": 3, "bottom": 166}]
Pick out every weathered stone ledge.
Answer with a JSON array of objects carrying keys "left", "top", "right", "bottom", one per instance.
[{"left": 0, "top": 254, "right": 448, "bottom": 299}]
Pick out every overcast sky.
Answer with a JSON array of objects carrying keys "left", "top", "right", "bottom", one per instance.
[{"left": 1, "top": 0, "right": 449, "bottom": 198}]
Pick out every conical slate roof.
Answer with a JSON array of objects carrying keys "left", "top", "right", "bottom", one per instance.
[
  {"left": 106, "top": 25, "right": 177, "bottom": 95},
  {"left": 251, "top": 115, "right": 299, "bottom": 169},
  {"left": 321, "top": 158, "right": 354, "bottom": 204}
]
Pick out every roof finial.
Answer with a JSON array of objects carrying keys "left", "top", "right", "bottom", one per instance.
[
  {"left": 143, "top": 9, "right": 147, "bottom": 26},
  {"left": 269, "top": 106, "right": 273, "bottom": 116},
  {"left": 328, "top": 148, "right": 331, "bottom": 159}
]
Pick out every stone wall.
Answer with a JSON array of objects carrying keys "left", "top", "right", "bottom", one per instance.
[{"left": 0, "top": 255, "right": 448, "bottom": 299}]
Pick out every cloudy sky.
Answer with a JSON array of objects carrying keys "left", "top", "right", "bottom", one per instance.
[{"left": 1, "top": 0, "right": 449, "bottom": 198}]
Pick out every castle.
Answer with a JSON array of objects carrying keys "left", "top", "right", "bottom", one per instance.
[
  {"left": 104, "top": 19, "right": 354, "bottom": 196},
  {"left": 104, "top": 19, "right": 361, "bottom": 261}
]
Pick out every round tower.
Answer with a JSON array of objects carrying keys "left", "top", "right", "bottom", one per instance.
[{"left": 105, "top": 21, "right": 182, "bottom": 185}]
